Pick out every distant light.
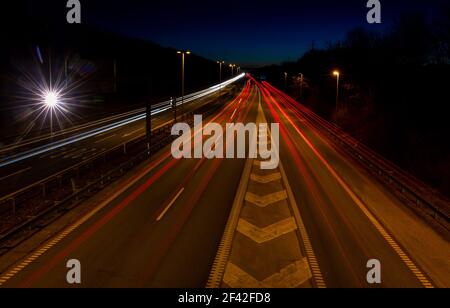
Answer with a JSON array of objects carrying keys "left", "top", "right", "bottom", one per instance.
[
  {"left": 44, "top": 91, "right": 58, "bottom": 107},
  {"left": 35, "top": 46, "right": 44, "bottom": 64},
  {"left": 333, "top": 71, "right": 340, "bottom": 76},
  {"left": 186, "top": 51, "right": 191, "bottom": 54}
]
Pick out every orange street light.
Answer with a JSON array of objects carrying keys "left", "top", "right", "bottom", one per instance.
[
  {"left": 229, "top": 64, "right": 236, "bottom": 76},
  {"left": 332, "top": 70, "right": 340, "bottom": 122}
]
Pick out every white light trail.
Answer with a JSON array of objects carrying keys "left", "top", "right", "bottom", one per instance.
[{"left": 0, "top": 73, "right": 245, "bottom": 168}]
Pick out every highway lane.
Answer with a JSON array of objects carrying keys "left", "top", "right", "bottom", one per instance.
[
  {"left": 0, "top": 84, "right": 242, "bottom": 198},
  {"left": 257, "top": 80, "right": 449, "bottom": 287},
  {"left": 0, "top": 80, "right": 259, "bottom": 287}
]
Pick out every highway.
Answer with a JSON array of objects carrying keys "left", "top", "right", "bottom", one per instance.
[
  {"left": 0, "top": 77, "right": 448, "bottom": 288},
  {"left": 0, "top": 77, "right": 244, "bottom": 198},
  {"left": 255, "top": 80, "right": 449, "bottom": 287}
]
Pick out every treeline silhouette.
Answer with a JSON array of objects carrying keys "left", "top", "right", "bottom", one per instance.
[
  {"left": 0, "top": 1, "right": 228, "bottom": 141},
  {"left": 260, "top": 10, "right": 450, "bottom": 197}
]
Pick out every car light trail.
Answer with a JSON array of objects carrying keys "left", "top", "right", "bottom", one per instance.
[
  {"left": 0, "top": 74, "right": 245, "bottom": 168},
  {"left": 6, "top": 82, "right": 253, "bottom": 287},
  {"left": 262, "top": 81, "right": 435, "bottom": 288}
]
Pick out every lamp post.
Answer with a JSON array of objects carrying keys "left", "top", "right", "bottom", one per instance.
[
  {"left": 177, "top": 50, "right": 191, "bottom": 117},
  {"left": 299, "top": 73, "right": 304, "bottom": 98},
  {"left": 217, "top": 60, "right": 225, "bottom": 92},
  {"left": 284, "top": 72, "right": 288, "bottom": 90},
  {"left": 217, "top": 61, "right": 225, "bottom": 94},
  {"left": 217, "top": 61, "right": 224, "bottom": 83},
  {"left": 146, "top": 101, "right": 152, "bottom": 150},
  {"left": 229, "top": 64, "right": 236, "bottom": 76},
  {"left": 113, "top": 58, "right": 117, "bottom": 93},
  {"left": 333, "top": 70, "right": 340, "bottom": 121},
  {"left": 171, "top": 97, "right": 177, "bottom": 122}
]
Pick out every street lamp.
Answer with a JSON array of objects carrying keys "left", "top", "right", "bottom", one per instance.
[
  {"left": 298, "top": 73, "right": 304, "bottom": 98},
  {"left": 284, "top": 72, "right": 288, "bottom": 90},
  {"left": 217, "top": 61, "right": 225, "bottom": 93},
  {"left": 333, "top": 70, "right": 340, "bottom": 121},
  {"left": 44, "top": 91, "right": 59, "bottom": 108},
  {"left": 40, "top": 88, "right": 62, "bottom": 141},
  {"left": 217, "top": 61, "right": 224, "bottom": 83},
  {"left": 229, "top": 64, "right": 236, "bottom": 76},
  {"left": 177, "top": 50, "right": 191, "bottom": 116}
]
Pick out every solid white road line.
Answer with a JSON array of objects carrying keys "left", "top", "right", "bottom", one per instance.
[{"left": 230, "top": 108, "right": 238, "bottom": 120}]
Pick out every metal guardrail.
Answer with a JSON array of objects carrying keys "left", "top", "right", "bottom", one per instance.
[
  {"left": 266, "top": 83, "right": 450, "bottom": 231},
  {"left": 0, "top": 118, "right": 175, "bottom": 204},
  {"left": 0, "top": 114, "right": 191, "bottom": 245}
]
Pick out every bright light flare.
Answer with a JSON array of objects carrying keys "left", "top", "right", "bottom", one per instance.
[
  {"left": 333, "top": 71, "right": 340, "bottom": 76},
  {"left": 44, "top": 91, "right": 58, "bottom": 107},
  {"left": 10, "top": 55, "right": 94, "bottom": 143}
]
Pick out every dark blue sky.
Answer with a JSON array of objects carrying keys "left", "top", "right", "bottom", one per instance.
[{"left": 83, "top": 0, "right": 448, "bottom": 66}]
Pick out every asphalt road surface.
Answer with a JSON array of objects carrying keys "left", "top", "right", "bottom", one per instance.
[{"left": 0, "top": 79, "right": 448, "bottom": 288}]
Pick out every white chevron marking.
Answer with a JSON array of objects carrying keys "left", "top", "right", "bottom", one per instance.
[
  {"left": 223, "top": 258, "right": 312, "bottom": 288},
  {"left": 237, "top": 217, "right": 297, "bottom": 243},
  {"left": 250, "top": 172, "right": 282, "bottom": 184},
  {"left": 245, "top": 190, "right": 287, "bottom": 207}
]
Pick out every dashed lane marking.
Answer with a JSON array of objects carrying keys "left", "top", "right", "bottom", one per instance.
[
  {"left": 156, "top": 187, "right": 185, "bottom": 221},
  {"left": 0, "top": 152, "right": 172, "bottom": 286},
  {"left": 122, "top": 127, "right": 144, "bottom": 138},
  {"left": 94, "top": 134, "right": 117, "bottom": 144}
]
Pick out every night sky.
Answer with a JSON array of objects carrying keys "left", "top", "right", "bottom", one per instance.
[{"left": 15, "top": 0, "right": 450, "bottom": 66}]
